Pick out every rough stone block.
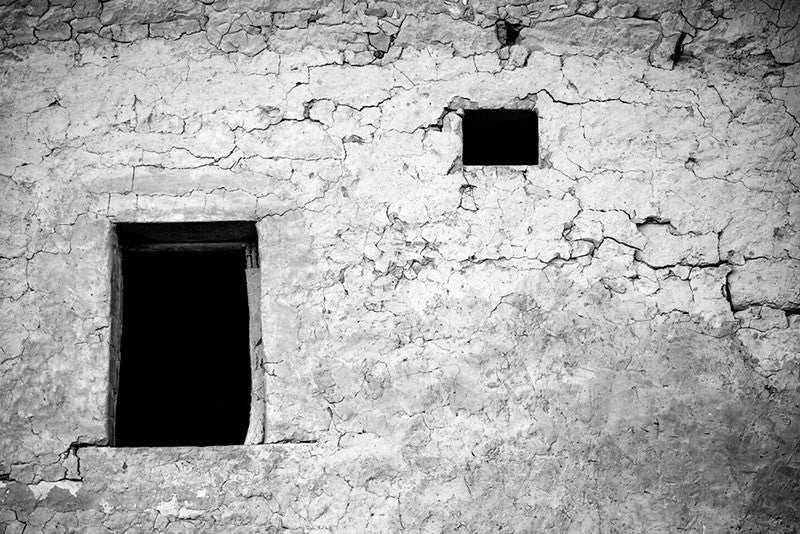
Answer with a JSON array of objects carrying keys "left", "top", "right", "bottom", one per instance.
[
  {"left": 368, "top": 30, "right": 391, "bottom": 52},
  {"left": 99, "top": 0, "right": 202, "bottom": 25},
  {"left": 236, "top": 121, "right": 344, "bottom": 160},
  {"left": 735, "top": 305, "right": 789, "bottom": 331},
  {"left": 635, "top": 223, "right": 719, "bottom": 267},
  {"left": 73, "top": 0, "right": 102, "bottom": 18},
  {"left": 34, "top": 8, "right": 72, "bottom": 41},
  {"left": 309, "top": 64, "right": 411, "bottom": 107},
  {"left": 525, "top": 16, "right": 661, "bottom": 58},
  {"left": 149, "top": 19, "right": 201, "bottom": 39},
  {"left": 728, "top": 259, "right": 800, "bottom": 311}
]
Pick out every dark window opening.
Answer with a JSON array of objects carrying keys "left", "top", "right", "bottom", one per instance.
[
  {"left": 113, "top": 222, "right": 258, "bottom": 447},
  {"left": 495, "top": 20, "right": 522, "bottom": 47},
  {"left": 462, "top": 109, "right": 538, "bottom": 166}
]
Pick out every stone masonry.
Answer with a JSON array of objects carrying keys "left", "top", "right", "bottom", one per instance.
[{"left": 1, "top": 0, "right": 799, "bottom": 532}]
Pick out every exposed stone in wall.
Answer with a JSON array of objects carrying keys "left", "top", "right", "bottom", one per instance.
[{"left": 1, "top": 0, "right": 799, "bottom": 532}]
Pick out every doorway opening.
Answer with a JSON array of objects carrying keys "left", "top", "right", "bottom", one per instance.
[{"left": 111, "top": 222, "right": 260, "bottom": 447}]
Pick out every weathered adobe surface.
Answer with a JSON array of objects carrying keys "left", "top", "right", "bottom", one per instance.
[{"left": 0, "top": 0, "right": 799, "bottom": 532}]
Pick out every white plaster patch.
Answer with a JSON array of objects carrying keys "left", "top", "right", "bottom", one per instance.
[
  {"left": 156, "top": 495, "right": 180, "bottom": 516},
  {"left": 28, "top": 480, "right": 82, "bottom": 500},
  {"left": 100, "top": 499, "right": 115, "bottom": 514},
  {"left": 155, "top": 495, "right": 205, "bottom": 519},
  {"left": 179, "top": 507, "right": 205, "bottom": 519}
]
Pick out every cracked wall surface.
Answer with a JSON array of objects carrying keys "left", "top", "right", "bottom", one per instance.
[{"left": 1, "top": 0, "right": 799, "bottom": 532}]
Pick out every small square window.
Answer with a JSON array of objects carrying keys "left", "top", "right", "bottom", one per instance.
[
  {"left": 462, "top": 109, "right": 538, "bottom": 166},
  {"left": 109, "top": 222, "right": 263, "bottom": 447}
]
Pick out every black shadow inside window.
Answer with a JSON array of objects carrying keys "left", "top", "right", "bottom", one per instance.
[
  {"left": 462, "top": 109, "right": 538, "bottom": 166},
  {"left": 114, "top": 223, "right": 255, "bottom": 447}
]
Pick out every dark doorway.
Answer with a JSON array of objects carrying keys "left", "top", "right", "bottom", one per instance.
[
  {"left": 114, "top": 223, "right": 256, "bottom": 447},
  {"left": 462, "top": 109, "right": 538, "bottom": 166}
]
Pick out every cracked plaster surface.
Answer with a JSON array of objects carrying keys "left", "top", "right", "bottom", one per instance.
[{"left": 1, "top": 0, "right": 799, "bottom": 532}]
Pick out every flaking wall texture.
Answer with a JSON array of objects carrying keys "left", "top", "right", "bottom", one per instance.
[{"left": 1, "top": 0, "right": 799, "bottom": 532}]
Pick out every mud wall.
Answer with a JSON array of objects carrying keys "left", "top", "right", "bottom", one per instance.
[{"left": 1, "top": 0, "right": 799, "bottom": 532}]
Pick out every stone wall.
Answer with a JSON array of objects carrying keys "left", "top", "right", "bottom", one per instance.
[{"left": 1, "top": 0, "right": 799, "bottom": 532}]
